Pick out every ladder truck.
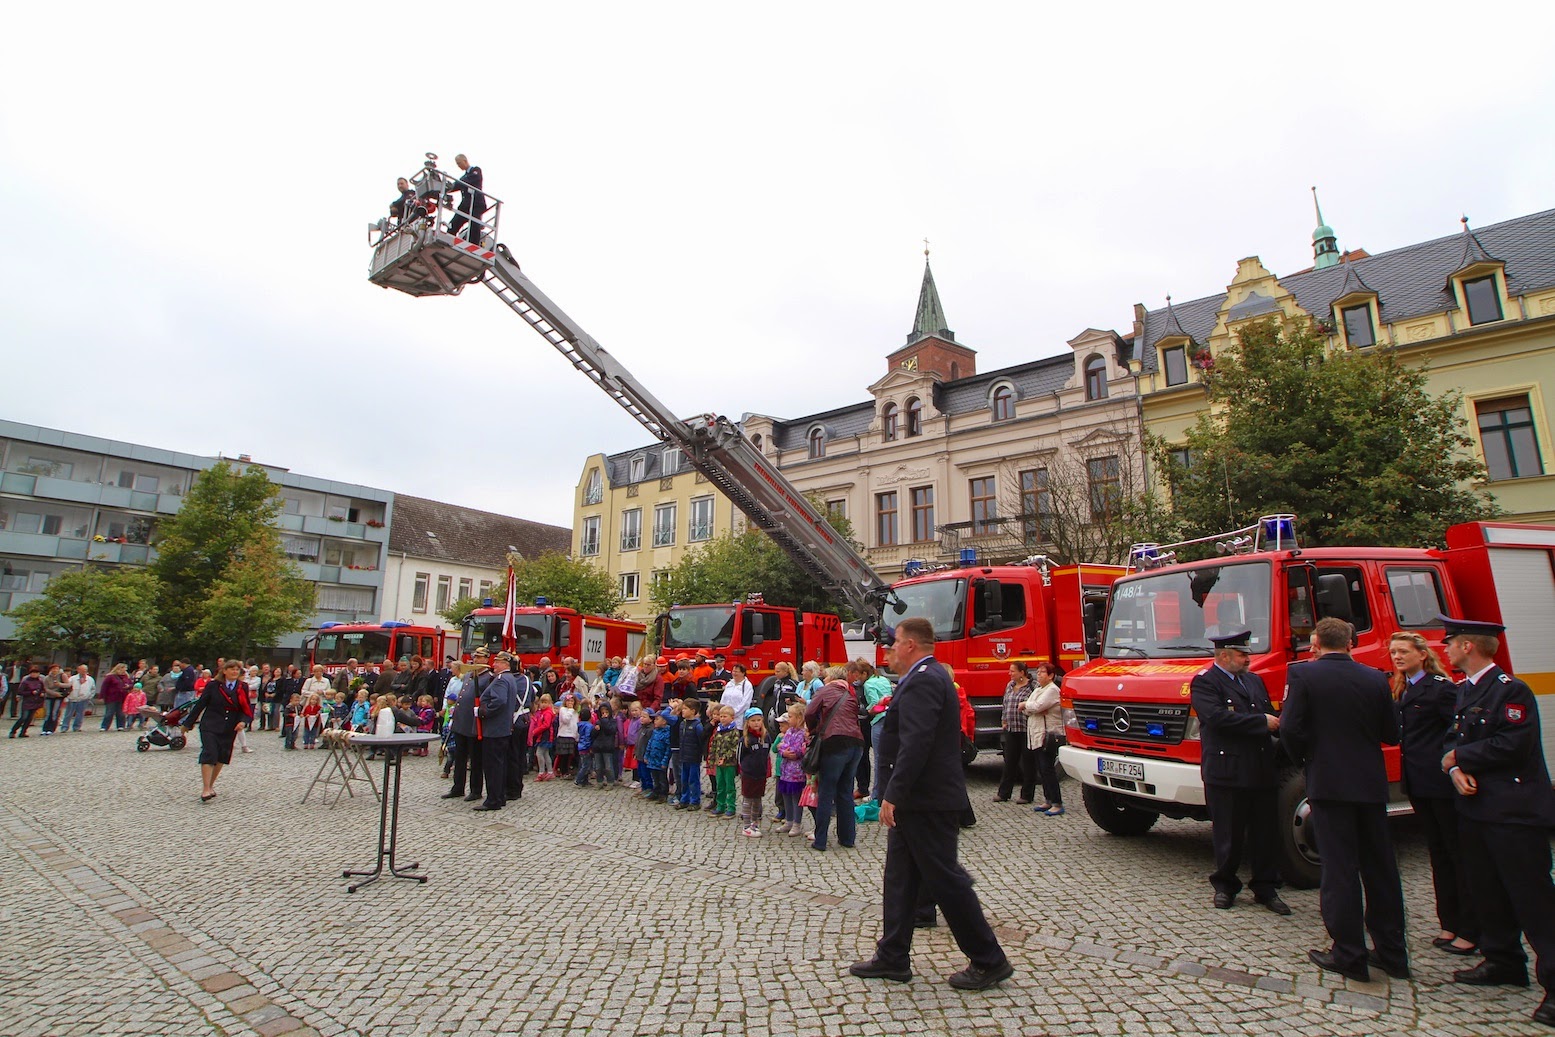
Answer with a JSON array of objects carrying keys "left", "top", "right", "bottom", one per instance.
[{"left": 366, "top": 155, "right": 897, "bottom": 633}]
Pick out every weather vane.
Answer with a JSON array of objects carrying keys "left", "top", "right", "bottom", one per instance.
[{"left": 923, "top": 237, "right": 930, "bottom": 258}]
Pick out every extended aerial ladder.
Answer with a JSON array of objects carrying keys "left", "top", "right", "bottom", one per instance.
[{"left": 367, "top": 155, "right": 894, "bottom": 626}]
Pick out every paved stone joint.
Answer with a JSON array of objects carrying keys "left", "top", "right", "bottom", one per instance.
[{"left": 2, "top": 732, "right": 1550, "bottom": 1036}]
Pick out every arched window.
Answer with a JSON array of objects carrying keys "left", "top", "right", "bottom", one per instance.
[
  {"left": 905, "top": 397, "right": 923, "bottom": 436},
  {"left": 990, "top": 384, "right": 1015, "bottom": 421},
  {"left": 1085, "top": 355, "right": 1109, "bottom": 401},
  {"left": 751, "top": 433, "right": 763, "bottom": 450},
  {"left": 950, "top": 362, "right": 960, "bottom": 380},
  {"left": 807, "top": 427, "right": 826, "bottom": 460},
  {"left": 881, "top": 403, "right": 899, "bottom": 442}
]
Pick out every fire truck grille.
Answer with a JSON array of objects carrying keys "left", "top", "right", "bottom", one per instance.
[{"left": 1072, "top": 701, "right": 1190, "bottom": 744}]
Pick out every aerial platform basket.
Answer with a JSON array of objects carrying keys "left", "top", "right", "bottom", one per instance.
[{"left": 366, "top": 153, "right": 502, "bottom": 297}]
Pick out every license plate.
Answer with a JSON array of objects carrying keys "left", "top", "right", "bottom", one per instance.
[{"left": 1097, "top": 757, "right": 1145, "bottom": 781}]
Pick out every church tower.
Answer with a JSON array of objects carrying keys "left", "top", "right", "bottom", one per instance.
[{"left": 885, "top": 245, "right": 977, "bottom": 380}]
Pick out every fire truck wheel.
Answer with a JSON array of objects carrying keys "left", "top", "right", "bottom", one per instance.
[
  {"left": 1276, "top": 767, "right": 1321, "bottom": 890},
  {"left": 1080, "top": 784, "right": 1159, "bottom": 836}
]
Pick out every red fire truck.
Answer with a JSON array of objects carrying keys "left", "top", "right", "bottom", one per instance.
[
  {"left": 1058, "top": 516, "right": 1555, "bottom": 887},
  {"left": 654, "top": 597, "right": 846, "bottom": 683},
  {"left": 305, "top": 621, "right": 446, "bottom": 675},
  {"left": 885, "top": 561, "right": 1123, "bottom": 749},
  {"left": 461, "top": 601, "right": 646, "bottom": 674}
]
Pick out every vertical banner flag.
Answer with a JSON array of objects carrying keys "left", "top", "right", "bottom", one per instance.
[{"left": 501, "top": 566, "right": 518, "bottom": 651}]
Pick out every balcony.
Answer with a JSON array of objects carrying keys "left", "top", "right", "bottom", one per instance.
[
  {"left": 86, "top": 541, "right": 155, "bottom": 565},
  {"left": 936, "top": 516, "right": 1043, "bottom": 565},
  {"left": 580, "top": 538, "right": 601, "bottom": 557},
  {"left": 652, "top": 529, "right": 676, "bottom": 548},
  {"left": 688, "top": 523, "right": 714, "bottom": 542},
  {"left": 620, "top": 533, "right": 641, "bottom": 551}
]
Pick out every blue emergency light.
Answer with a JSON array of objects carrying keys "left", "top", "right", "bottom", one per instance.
[
  {"left": 319, "top": 622, "right": 340, "bottom": 629},
  {"left": 1084, "top": 718, "right": 1100, "bottom": 732},
  {"left": 1261, "top": 515, "right": 1297, "bottom": 547},
  {"left": 959, "top": 548, "right": 977, "bottom": 565},
  {"left": 903, "top": 559, "right": 923, "bottom": 577},
  {"left": 382, "top": 621, "right": 409, "bottom": 629},
  {"left": 1147, "top": 723, "right": 1166, "bottom": 737},
  {"left": 481, "top": 598, "right": 495, "bottom": 607},
  {"left": 535, "top": 596, "right": 549, "bottom": 607}
]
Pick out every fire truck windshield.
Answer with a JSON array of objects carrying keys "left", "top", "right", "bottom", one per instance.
[
  {"left": 662, "top": 606, "right": 736, "bottom": 649},
  {"left": 462, "top": 615, "right": 554, "bottom": 653},
  {"left": 313, "top": 631, "right": 392, "bottom": 664},
  {"left": 1103, "top": 561, "right": 1272, "bottom": 658},
  {"left": 890, "top": 578, "right": 967, "bottom": 642}
]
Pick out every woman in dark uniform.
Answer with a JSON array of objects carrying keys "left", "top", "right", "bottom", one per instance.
[{"left": 184, "top": 660, "right": 253, "bottom": 801}]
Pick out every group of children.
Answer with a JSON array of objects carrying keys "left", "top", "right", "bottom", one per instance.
[{"left": 280, "top": 687, "right": 438, "bottom": 753}]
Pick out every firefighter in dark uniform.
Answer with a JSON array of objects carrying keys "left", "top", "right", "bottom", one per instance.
[
  {"left": 1438, "top": 616, "right": 1555, "bottom": 1028},
  {"left": 389, "top": 177, "right": 414, "bottom": 223},
  {"left": 1188, "top": 629, "right": 1290, "bottom": 915},
  {"left": 183, "top": 660, "right": 253, "bottom": 803},
  {"left": 1280, "top": 617, "right": 1407, "bottom": 982},
  {"left": 446, "top": 153, "right": 486, "bottom": 244}
]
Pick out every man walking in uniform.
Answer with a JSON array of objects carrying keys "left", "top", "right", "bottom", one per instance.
[
  {"left": 1280, "top": 618, "right": 1408, "bottom": 982},
  {"left": 1189, "top": 630, "right": 1290, "bottom": 915},
  {"left": 1439, "top": 616, "right": 1555, "bottom": 1028},
  {"left": 849, "top": 617, "right": 1013, "bottom": 990}
]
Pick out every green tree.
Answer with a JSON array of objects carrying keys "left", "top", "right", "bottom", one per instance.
[
  {"left": 151, "top": 461, "right": 313, "bottom": 657},
  {"left": 5, "top": 567, "right": 165, "bottom": 663},
  {"left": 441, "top": 594, "right": 485, "bottom": 629},
  {"left": 495, "top": 552, "right": 624, "bottom": 618},
  {"left": 1156, "top": 319, "right": 1498, "bottom": 548}
]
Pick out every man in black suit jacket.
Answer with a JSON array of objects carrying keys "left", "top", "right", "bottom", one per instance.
[
  {"left": 1189, "top": 629, "right": 1287, "bottom": 914},
  {"left": 447, "top": 153, "right": 486, "bottom": 243},
  {"left": 1281, "top": 618, "right": 1406, "bottom": 982},
  {"left": 850, "top": 618, "right": 1012, "bottom": 991}
]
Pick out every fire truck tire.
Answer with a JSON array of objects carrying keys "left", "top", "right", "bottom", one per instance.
[
  {"left": 1080, "top": 784, "right": 1159, "bottom": 836},
  {"left": 1276, "top": 767, "right": 1321, "bottom": 890}
]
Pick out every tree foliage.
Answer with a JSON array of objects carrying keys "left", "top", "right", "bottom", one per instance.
[
  {"left": 5, "top": 567, "right": 165, "bottom": 663},
  {"left": 1157, "top": 319, "right": 1499, "bottom": 547},
  {"left": 441, "top": 594, "right": 486, "bottom": 630},
  {"left": 496, "top": 552, "right": 624, "bottom": 618},
  {"left": 152, "top": 461, "right": 313, "bottom": 656}
]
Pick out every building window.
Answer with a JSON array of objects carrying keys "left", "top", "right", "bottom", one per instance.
[
  {"left": 1476, "top": 395, "right": 1544, "bottom": 480},
  {"left": 990, "top": 385, "right": 1015, "bottom": 421},
  {"left": 629, "top": 455, "right": 646, "bottom": 481},
  {"left": 751, "top": 433, "right": 763, "bottom": 451},
  {"left": 1341, "top": 304, "right": 1375, "bottom": 348},
  {"left": 620, "top": 572, "right": 640, "bottom": 601},
  {"left": 580, "top": 515, "right": 601, "bottom": 556},
  {"left": 435, "top": 575, "right": 452, "bottom": 614},
  {"left": 1463, "top": 275, "right": 1503, "bottom": 326},
  {"left": 970, "top": 476, "right": 997, "bottom": 534},
  {"left": 876, "top": 492, "right": 899, "bottom": 547},
  {"left": 1085, "top": 355, "right": 1109, "bottom": 401},
  {"left": 651, "top": 570, "right": 672, "bottom": 593},
  {"left": 653, "top": 504, "right": 677, "bottom": 547},
  {"left": 825, "top": 499, "right": 847, "bottom": 523},
  {"left": 807, "top": 427, "right": 825, "bottom": 459},
  {"left": 1162, "top": 346, "right": 1188, "bottom": 386},
  {"left": 412, "top": 573, "right": 430, "bottom": 613},
  {"left": 905, "top": 397, "right": 923, "bottom": 436},
  {"left": 282, "top": 534, "right": 321, "bottom": 563},
  {"left": 583, "top": 468, "right": 603, "bottom": 505},
  {"left": 1087, "top": 455, "right": 1121, "bottom": 521},
  {"left": 1020, "top": 468, "right": 1052, "bottom": 543},
  {"left": 620, "top": 508, "right": 642, "bottom": 551},
  {"left": 479, "top": 580, "right": 493, "bottom": 599},
  {"left": 689, "top": 496, "right": 715, "bottom": 541},
  {"left": 882, "top": 403, "right": 899, "bottom": 442},
  {"left": 324, "top": 542, "right": 369, "bottom": 568},
  {"left": 458, "top": 577, "right": 473, "bottom": 600},
  {"left": 662, "top": 448, "right": 681, "bottom": 475},
  {"left": 910, "top": 486, "right": 935, "bottom": 543}
]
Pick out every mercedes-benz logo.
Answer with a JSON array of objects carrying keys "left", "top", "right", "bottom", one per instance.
[{"left": 1112, "top": 706, "right": 1131, "bottom": 732}]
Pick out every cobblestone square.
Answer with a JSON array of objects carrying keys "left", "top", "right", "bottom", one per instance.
[{"left": 2, "top": 730, "right": 1549, "bottom": 1036}]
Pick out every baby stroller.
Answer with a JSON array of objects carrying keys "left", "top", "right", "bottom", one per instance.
[{"left": 135, "top": 704, "right": 189, "bottom": 752}]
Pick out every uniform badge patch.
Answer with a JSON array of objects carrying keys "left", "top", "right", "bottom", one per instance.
[{"left": 1506, "top": 705, "right": 1526, "bottom": 723}]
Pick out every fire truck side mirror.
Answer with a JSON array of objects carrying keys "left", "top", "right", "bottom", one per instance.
[{"left": 1314, "top": 572, "right": 1353, "bottom": 624}]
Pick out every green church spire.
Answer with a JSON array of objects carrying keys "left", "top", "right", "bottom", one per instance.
[
  {"left": 1311, "top": 187, "right": 1340, "bottom": 269},
  {"left": 908, "top": 241, "right": 955, "bottom": 344}
]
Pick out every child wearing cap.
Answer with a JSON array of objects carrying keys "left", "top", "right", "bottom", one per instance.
[
  {"left": 708, "top": 705, "right": 741, "bottom": 818},
  {"left": 776, "top": 703, "right": 809, "bottom": 836},
  {"left": 737, "top": 710, "right": 771, "bottom": 837}
]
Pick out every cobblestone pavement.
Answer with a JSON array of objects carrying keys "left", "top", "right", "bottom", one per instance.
[{"left": 2, "top": 728, "right": 1551, "bottom": 1036}]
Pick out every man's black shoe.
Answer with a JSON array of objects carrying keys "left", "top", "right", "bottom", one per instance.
[
  {"left": 1366, "top": 950, "right": 1410, "bottom": 980},
  {"left": 849, "top": 958, "right": 911, "bottom": 983},
  {"left": 472, "top": 803, "right": 504, "bottom": 812},
  {"left": 1453, "top": 961, "right": 1528, "bottom": 986},
  {"left": 1213, "top": 892, "right": 1234, "bottom": 910},
  {"left": 463, "top": 793, "right": 481, "bottom": 802},
  {"left": 947, "top": 959, "right": 1014, "bottom": 991},
  {"left": 1308, "top": 949, "right": 1369, "bottom": 983},
  {"left": 1532, "top": 995, "right": 1555, "bottom": 1027},
  {"left": 440, "top": 790, "right": 464, "bottom": 799},
  {"left": 1257, "top": 895, "right": 1292, "bottom": 916}
]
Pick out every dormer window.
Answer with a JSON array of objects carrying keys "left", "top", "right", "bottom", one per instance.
[
  {"left": 807, "top": 427, "right": 826, "bottom": 459},
  {"left": 1161, "top": 345, "right": 1188, "bottom": 387},
  {"left": 1463, "top": 274, "right": 1503, "bottom": 325},
  {"left": 662, "top": 447, "right": 681, "bottom": 475},
  {"left": 583, "top": 467, "right": 603, "bottom": 505},
  {"left": 881, "top": 403, "right": 900, "bottom": 442},
  {"left": 905, "top": 397, "right": 923, "bottom": 436},
  {"left": 989, "top": 384, "right": 1015, "bottom": 422},
  {"left": 1340, "top": 304, "right": 1376, "bottom": 348},
  {"left": 1084, "top": 355, "right": 1109, "bottom": 401},
  {"left": 628, "top": 454, "right": 645, "bottom": 481}
]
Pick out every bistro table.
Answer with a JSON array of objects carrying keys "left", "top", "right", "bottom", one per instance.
[{"left": 341, "top": 732, "right": 438, "bottom": 892}]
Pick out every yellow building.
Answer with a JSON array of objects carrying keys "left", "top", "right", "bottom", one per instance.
[
  {"left": 574, "top": 447, "right": 741, "bottom": 624},
  {"left": 1131, "top": 203, "right": 1555, "bottom": 523}
]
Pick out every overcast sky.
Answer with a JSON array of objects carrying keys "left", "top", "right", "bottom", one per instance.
[{"left": 4, "top": 3, "right": 1552, "bottom": 530}]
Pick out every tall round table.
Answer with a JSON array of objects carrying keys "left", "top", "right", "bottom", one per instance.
[{"left": 342, "top": 732, "right": 438, "bottom": 892}]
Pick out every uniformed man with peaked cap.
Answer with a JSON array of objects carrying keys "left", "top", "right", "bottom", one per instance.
[{"left": 1438, "top": 615, "right": 1555, "bottom": 1028}]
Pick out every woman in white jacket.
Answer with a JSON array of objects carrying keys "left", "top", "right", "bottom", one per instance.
[{"left": 1022, "top": 662, "right": 1065, "bottom": 816}]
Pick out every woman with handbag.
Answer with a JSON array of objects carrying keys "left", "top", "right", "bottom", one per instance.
[
  {"left": 1022, "top": 662, "right": 1066, "bottom": 815},
  {"left": 802, "top": 666, "right": 864, "bottom": 851}
]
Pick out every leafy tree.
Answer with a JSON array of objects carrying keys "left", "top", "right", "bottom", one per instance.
[
  {"left": 152, "top": 461, "right": 313, "bottom": 657},
  {"left": 1156, "top": 319, "right": 1498, "bottom": 548},
  {"left": 495, "top": 552, "right": 624, "bottom": 618},
  {"left": 5, "top": 567, "right": 165, "bottom": 663},
  {"left": 441, "top": 594, "right": 486, "bottom": 629}
]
